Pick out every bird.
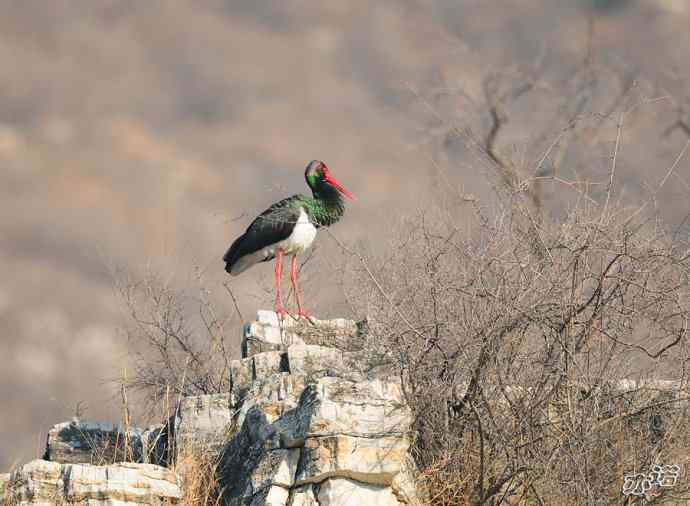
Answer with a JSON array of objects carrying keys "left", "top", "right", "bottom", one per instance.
[{"left": 223, "top": 160, "right": 354, "bottom": 320}]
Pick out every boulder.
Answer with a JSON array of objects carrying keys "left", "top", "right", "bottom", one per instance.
[
  {"left": 44, "top": 419, "right": 143, "bottom": 464},
  {"left": 5, "top": 459, "right": 181, "bottom": 505},
  {"left": 249, "top": 485, "right": 290, "bottom": 506},
  {"left": 242, "top": 310, "right": 306, "bottom": 358}
]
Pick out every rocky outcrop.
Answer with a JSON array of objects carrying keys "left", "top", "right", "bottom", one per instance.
[
  {"left": 175, "top": 311, "right": 417, "bottom": 505},
  {"left": 216, "top": 312, "right": 417, "bottom": 506},
  {"left": 1, "top": 311, "right": 419, "bottom": 506},
  {"left": 241, "top": 311, "right": 366, "bottom": 358},
  {"left": 4, "top": 459, "right": 182, "bottom": 505}
]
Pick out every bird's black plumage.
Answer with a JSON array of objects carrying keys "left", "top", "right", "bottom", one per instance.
[
  {"left": 223, "top": 195, "right": 304, "bottom": 274},
  {"left": 224, "top": 160, "right": 353, "bottom": 280}
]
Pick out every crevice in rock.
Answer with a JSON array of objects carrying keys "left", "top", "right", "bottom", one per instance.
[
  {"left": 280, "top": 352, "right": 290, "bottom": 373},
  {"left": 313, "top": 482, "right": 322, "bottom": 506}
]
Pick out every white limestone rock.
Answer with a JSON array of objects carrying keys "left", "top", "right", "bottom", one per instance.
[
  {"left": 175, "top": 393, "right": 233, "bottom": 453},
  {"left": 251, "top": 485, "right": 290, "bottom": 506},
  {"left": 250, "top": 448, "right": 300, "bottom": 491},
  {"left": 242, "top": 311, "right": 363, "bottom": 358},
  {"left": 284, "top": 377, "right": 410, "bottom": 441},
  {"left": 290, "top": 484, "right": 319, "bottom": 506},
  {"left": 286, "top": 344, "right": 370, "bottom": 383},
  {"left": 242, "top": 314, "right": 305, "bottom": 358},
  {"left": 231, "top": 352, "right": 288, "bottom": 406},
  {"left": 317, "top": 477, "right": 400, "bottom": 506},
  {"left": 213, "top": 312, "right": 416, "bottom": 505},
  {"left": 6, "top": 459, "right": 181, "bottom": 505},
  {"left": 296, "top": 434, "right": 409, "bottom": 486}
]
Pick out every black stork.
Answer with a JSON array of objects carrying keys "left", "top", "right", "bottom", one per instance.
[{"left": 223, "top": 160, "right": 354, "bottom": 319}]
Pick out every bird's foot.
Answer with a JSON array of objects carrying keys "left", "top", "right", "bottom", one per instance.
[
  {"left": 275, "top": 306, "right": 290, "bottom": 319},
  {"left": 295, "top": 309, "right": 316, "bottom": 324}
]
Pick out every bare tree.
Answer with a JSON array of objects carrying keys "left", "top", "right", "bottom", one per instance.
[
  {"left": 338, "top": 63, "right": 690, "bottom": 503},
  {"left": 114, "top": 268, "right": 239, "bottom": 408},
  {"left": 341, "top": 175, "right": 690, "bottom": 503}
]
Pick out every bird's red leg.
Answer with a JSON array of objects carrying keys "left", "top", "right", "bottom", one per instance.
[
  {"left": 290, "top": 255, "right": 313, "bottom": 322},
  {"left": 274, "top": 249, "right": 288, "bottom": 318}
]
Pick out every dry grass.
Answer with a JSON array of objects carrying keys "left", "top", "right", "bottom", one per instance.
[
  {"left": 173, "top": 446, "right": 224, "bottom": 506},
  {"left": 1, "top": 474, "right": 15, "bottom": 506}
]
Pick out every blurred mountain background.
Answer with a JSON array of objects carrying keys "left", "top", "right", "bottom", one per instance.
[{"left": 1, "top": 0, "right": 689, "bottom": 470}]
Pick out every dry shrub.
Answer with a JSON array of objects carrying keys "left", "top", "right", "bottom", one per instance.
[
  {"left": 344, "top": 178, "right": 690, "bottom": 504},
  {"left": 341, "top": 65, "right": 690, "bottom": 504},
  {"left": 114, "top": 268, "right": 240, "bottom": 408},
  {"left": 1, "top": 475, "right": 16, "bottom": 506}
]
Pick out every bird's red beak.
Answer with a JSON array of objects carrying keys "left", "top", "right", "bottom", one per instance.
[{"left": 324, "top": 173, "right": 355, "bottom": 200}]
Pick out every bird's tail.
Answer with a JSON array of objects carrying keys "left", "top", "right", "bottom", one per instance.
[
  {"left": 225, "top": 252, "right": 259, "bottom": 276},
  {"left": 223, "top": 240, "right": 239, "bottom": 275}
]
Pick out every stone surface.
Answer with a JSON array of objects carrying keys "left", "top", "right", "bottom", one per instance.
[
  {"left": 391, "top": 461, "right": 423, "bottom": 505},
  {"left": 242, "top": 320, "right": 305, "bottom": 358},
  {"left": 5, "top": 459, "right": 181, "bottom": 505},
  {"left": 287, "top": 344, "right": 368, "bottom": 383},
  {"left": 239, "top": 447, "right": 300, "bottom": 494},
  {"left": 242, "top": 311, "right": 364, "bottom": 359},
  {"left": 290, "top": 484, "right": 319, "bottom": 506},
  {"left": 230, "top": 352, "right": 288, "bottom": 406},
  {"left": 250, "top": 485, "right": 290, "bottom": 506},
  {"left": 296, "top": 434, "right": 409, "bottom": 486},
  {"left": 175, "top": 392, "right": 233, "bottom": 454},
  {"left": 294, "top": 377, "right": 410, "bottom": 438},
  {"left": 317, "top": 477, "right": 400, "bottom": 506},
  {"left": 253, "top": 351, "right": 287, "bottom": 379},
  {"left": 215, "top": 312, "right": 415, "bottom": 505},
  {"left": 44, "top": 419, "right": 143, "bottom": 465}
]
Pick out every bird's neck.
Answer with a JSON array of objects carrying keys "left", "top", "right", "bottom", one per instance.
[{"left": 305, "top": 189, "right": 345, "bottom": 227}]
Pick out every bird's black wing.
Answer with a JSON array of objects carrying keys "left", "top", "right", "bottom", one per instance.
[{"left": 223, "top": 195, "right": 304, "bottom": 272}]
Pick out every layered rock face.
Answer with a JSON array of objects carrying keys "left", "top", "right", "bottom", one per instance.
[
  {"left": 214, "top": 311, "right": 417, "bottom": 505},
  {"left": 1, "top": 312, "right": 417, "bottom": 506},
  {"left": 4, "top": 460, "right": 182, "bottom": 505}
]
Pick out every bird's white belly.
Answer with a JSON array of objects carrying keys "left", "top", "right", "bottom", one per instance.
[
  {"left": 229, "top": 208, "right": 317, "bottom": 275},
  {"left": 269, "top": 208, "right": 317, "bottom": 256}
]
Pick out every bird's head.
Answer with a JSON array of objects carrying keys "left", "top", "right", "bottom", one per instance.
[{"left": 304, "top": 160, "right": 355, "bottom": 200}]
